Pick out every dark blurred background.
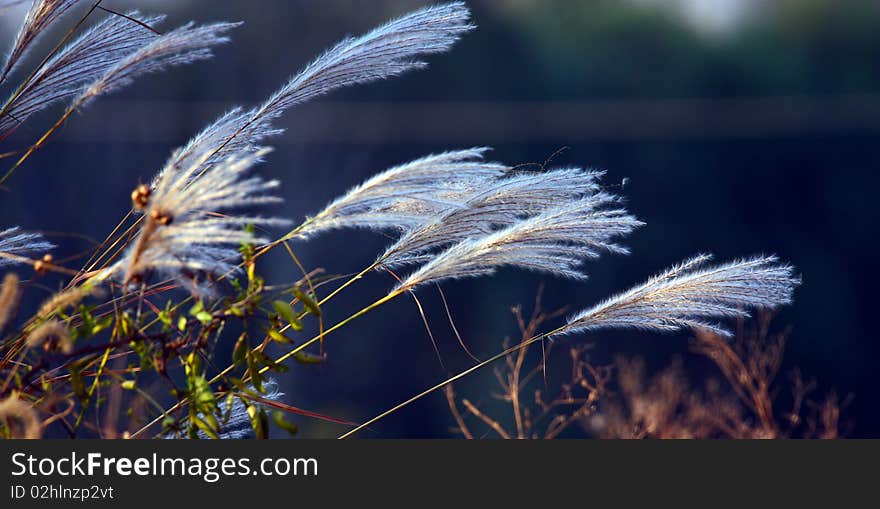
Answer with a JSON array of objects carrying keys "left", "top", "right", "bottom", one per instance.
[{"left": 1, "top": 0, "right": 878, "bottom": 437}]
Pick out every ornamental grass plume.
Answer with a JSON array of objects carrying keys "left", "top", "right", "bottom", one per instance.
[
  {"left": 0, "top": 1, "right": 811, "bottom": 441},
  {"left": 36, "top": 281, "right": 102, "bottom": 317},
  {"left": 0, "top": 226, "right": 54, "bottom": 267},
  {"left": 0, "top": 7, "right": 239, "bottom": 189},
  {"left": 112, "top": 147, "right": 289, "bottom": 292},
  {"left": 0, "top": 11, "right": 165, "bottom": 133},
  {"left": 380, "top": 169, "right": 612, "bottom": 268},
  {"left": 561, "top": 255, "right": 800, "bottom": 337},
  {"left": 160, "top": 1, "right": 474, "bottom": 182},
  {"left": 1, "top": 0, "right": 83, "bottom": 83},
  {"left": 71, "top": 20, "right": 239, "bottom": 110},
  {"left": 395, "top": 197, "right": 643, "bottom": 292},
  {"left": 297, "top": 148, "right": 509, "bottom": 238}
]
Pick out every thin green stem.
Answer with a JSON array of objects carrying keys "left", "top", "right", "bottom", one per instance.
[
  {"left": 0, "top": 105, "right": 75, "bottom": 186},
  {"left": 317, "top": 262, "right": 377, "bottom": 307},
  {"left": 266, "top": 288, "right": 402, "bottom": 372},
  {"left": 337, "top": 325, "right": 567, "bottom": 439}
]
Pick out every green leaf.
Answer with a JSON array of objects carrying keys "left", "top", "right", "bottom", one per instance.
[
  {"left": 189, "top": 301, "right": 204, "bottom": 315},
  {"left": 247, "top": 405, "right": 268, "bottom": 439},
  {"left": 267, "top": 328, "right": 292, "bottom": 344},
  {"left": 233, "top": 334, "right": 248, "bottom": 365},
  {"left": 69, "top": 365, "right": 87, "bottom": 400},
  {"left": 188, "top": 301, "right": 213, "bottom": 325},
  {"left": 201, "top": 411, "right": 220, "bottom": 435},
  {"left": 158, "top": 300, "right": 175, "bottom": 330},
  {"left": 91, "top": 315, "right": 113, "bottom": 336},
  {"left": 73, "top": 305, "right": 99, "bottom": 340},
  {"left": 293, "top": 287, "right": 321, "bottom": 317},
  {"left": 121, "top": 380, "right": 137, "bottom": 390},
  {"left": 158, "top": 310, "right": 173, "bottom": 328},
  {"left": 272, "top": 411, "right": 299, "bottom": 436},
  {"left": 190, "top": 375, "right": 216, "bottom": 408},
  {"left": 246, "top": 350, "right": 266, "bottom": 393},
  {"left": 251, "top": 349, "right": 288, "bottom": 373},
  {"left": 192, "top": 415, "right": 219, "bottom": 439},
  {"left": 118, "top": 312, "right": 133, "bottom": 337},
  {"left": 194, "top": 311, "right": 213, "bottom": 325},
  {"left": 184, "top": 352, "right": 200, "bottom": 377},
  {"left": 293, "top": 351, "right": 327, "bottom": 365},
  {"left": 272, "top": 300, "right": 303, "bottom": 331}
]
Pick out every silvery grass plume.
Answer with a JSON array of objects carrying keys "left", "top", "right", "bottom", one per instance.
[
  {"left": 297, "top": 147, "right": 509, "bottom": 238},
  {"left": 395, "top": 198, "right": 643, "bottom": 292},
  {"left": 0, "top": 226, "right": 54, "bottom": 267},
  {"left": 0, "top": 11, "right": 165, "bottom": 133},
  {"left": 380, "top": 168, "right": 610, "bottom": 268},
  {"left": 109, "top": 147, "right": 289, "bottom": 294},
  {"left": 1, "top": 0, "right": 83, "bottom": 83},
  {"left": 70, "top": 20, "right": 239, "bottom": 110},
  {"left": 159, "top": 2, "right": 473, "bottom": 182},
  {"left": 560, "top": 254, "right": 800, "bottom": 338}
]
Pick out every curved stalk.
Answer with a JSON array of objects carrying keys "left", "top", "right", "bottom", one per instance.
[{"left": 337, "top": 326, "right": 565, "bottom": 439}]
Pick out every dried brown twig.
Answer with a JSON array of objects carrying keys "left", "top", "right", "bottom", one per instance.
[
  {"left": 446, "top": 285, "right": 611, "bottom": 439},
  {"left": 588, "top": 313, "right": 845, "bottom": 439}
]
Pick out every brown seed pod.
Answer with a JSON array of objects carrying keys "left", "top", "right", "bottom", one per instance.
[
  {"left": 149, "top": 209, "right": 173, "bottom": 226},
  {"left": 131, "top": 184, "right": 151, "bottom": 210},
  {"left": 33, "top": 253, "right": 54, "bottom": 274}
]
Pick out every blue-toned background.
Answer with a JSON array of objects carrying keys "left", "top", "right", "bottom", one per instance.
[{"left": 1, "top": 0, "right": 877, "bottom": 437}]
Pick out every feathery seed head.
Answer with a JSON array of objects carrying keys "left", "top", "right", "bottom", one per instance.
[
  {"left": 379, "top": 167, "right": 610, "bottom": 268},
  {"left": 159, "top": 2, "right": 473, "bottom": 183},
  {"left": 395, "top": 197, "right": 643, "bottom": 292},
  {"left": 262, "top": 1, "right": 473, "bottom": 111},
  {"left": 74, "top": 20, "right": 240, "bottom": 108},
  {"left": 27, "top": 319, "right": 72, "bottom": 353},
  {"left": 1, "top": 0, "right": 82, "bottom": 83},
  {"left": 37, "top": 282, "right": 103, "bottom": 318},
  {"left": 0, "top": 227, "right": 54, "bottom": 268},
  {"left": 1, "top": 11, "right": 166, "bottom": 133},
  {"left": 113, "top": 148, "right": 289, "bottom": 294},
  {"left": 0, "top": 392, "right": 41, "bottom": 438},
  {"left": 298, "top": 147, "right": 509, "bottom": 238},
  {"left": 0, "top": 273, "right": 20, "bottom": 332},
  {"left": 560, "top": 254, "right": 801, "bottom": 338}
]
